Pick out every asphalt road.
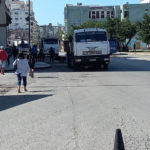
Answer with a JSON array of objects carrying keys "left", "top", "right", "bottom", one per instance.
[{"left": 0, "top": 54, "right": 150, "bottom": 150}]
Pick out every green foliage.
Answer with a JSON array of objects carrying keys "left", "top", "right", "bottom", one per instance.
[
  {"left": 66, "top": 18, "right": 136, "bottom": 50},
  {"left": 56, "top": 28, "right": 64, "bottom": 41},
  {"left": 117, "top": 19, "right": 136, "bottom": 47},
  {"left": 104, "top": 17, "right": 121, "bottom": 39},
  {"left": 65, "top": 21, "right": 105, "bottom": 40},
  {"left": 137, "top": 14, "right": 150, "bottom": 44}
]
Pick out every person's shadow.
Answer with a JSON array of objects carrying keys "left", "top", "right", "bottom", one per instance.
[{"left": 0, "top": 94, "right": 52, "bottom": 111}]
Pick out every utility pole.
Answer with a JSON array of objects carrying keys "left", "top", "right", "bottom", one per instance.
[{"left": 29, "top": 0, "right": 31, "bottom": 48}]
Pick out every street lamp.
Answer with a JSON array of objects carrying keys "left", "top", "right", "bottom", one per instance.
[{"left": 28, "top": 0, "right": 31, "bottom": 48}]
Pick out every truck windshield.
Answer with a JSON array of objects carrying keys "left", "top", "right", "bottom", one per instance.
[
  {"left": 43, "top": 39, "right": 58, "bottom": 44},
  {"left": 75, "top": 31, "right": 107, "bottom": 42},
  {"left": 18, "top": 44, "right": 29, "bottom": 48}
]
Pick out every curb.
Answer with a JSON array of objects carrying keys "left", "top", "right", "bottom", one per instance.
[{"left": 112, "top": 53, "right": 128, "bottom": 56}]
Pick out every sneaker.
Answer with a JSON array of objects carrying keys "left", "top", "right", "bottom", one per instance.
[{"left": 24, "top": 89, "right": 28, "bottom": 92}]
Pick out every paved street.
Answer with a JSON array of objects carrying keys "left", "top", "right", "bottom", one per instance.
[{"left": 0, "top": 54, "right": 150, "bottom": 150}]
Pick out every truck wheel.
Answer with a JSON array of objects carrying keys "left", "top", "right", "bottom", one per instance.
[
  {"left": 104, "top": 64, "right": 109, "bottom": 70},
  {"left": 73, "top": 63, "right": 79, "bottom": 71},
  {"left": 67, "top": 60, "right": 71, "bottom": 68}
]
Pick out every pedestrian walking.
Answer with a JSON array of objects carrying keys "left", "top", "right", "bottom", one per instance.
[
  {"left": 32, "top": 45, "right": 37, "bottom": 61},
  {"left": 28, "top": 50, "right": 36, "bottom": 78},
  {"left": 133, "top": 43, "right": 136, "bottom": 52},
  {"left": 0, "top": 46, "right": 8, "bottom": 75},
  {"left": 5, "top": 46, "right": 12, "bottom": 66},
  {"left": 49, "top": 47, "right": 55, "bottom": 63},
  {"left": 38, "top": 49, "right": 45, "bottom": 61},
  {"left": 12, "top": 45, "right": 18, "bottom": 60},
  {"left": 13, "top": 53, "right": 30, "bottom": 93}
]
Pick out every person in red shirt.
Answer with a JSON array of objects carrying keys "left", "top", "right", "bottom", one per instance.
[{"left": 0, "top": 46, "right": 8, "bottom": 75}]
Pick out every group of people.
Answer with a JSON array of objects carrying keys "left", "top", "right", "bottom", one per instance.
[
  {"left": 0, "top": 45, "right": 56, "bottom": 93},
  {"left": 0, "top": 45, "right": 36, "bottom": 93}
]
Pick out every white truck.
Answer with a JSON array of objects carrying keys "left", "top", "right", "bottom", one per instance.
[
  {"left": 67, "top": 28, "right": 110, "bottom": 70},
  {"left": 41, "top": 38, "right": 59, "bottom": 57},
  {"left": 17, "top": 42, "right": 29, "bottom": 55}
]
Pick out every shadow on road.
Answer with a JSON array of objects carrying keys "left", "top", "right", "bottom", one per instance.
[
  {"left": 36, "top": 57, "right": 150, "bottom": 73},
  {"left": 0, "top": 94, "right": 51, "bottom": 111},
  {"left": 109, "top": 57, "right": 150, "bottom": 72}
]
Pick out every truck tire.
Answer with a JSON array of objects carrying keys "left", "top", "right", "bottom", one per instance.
[
  {"left": 73, "top": 63, "right": 79, "bottom": 71},
  {"left": 67, "top": 60, "right": 71, "bottom": 68},
  {"left": 104, "top": 64, "right": 109, "bottom": 70}
]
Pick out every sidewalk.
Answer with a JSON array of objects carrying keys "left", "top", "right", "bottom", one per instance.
[
  {"left": 114, "top": 50, "right": 150, "bottom": 56},
  {"left": 5, "top": 57, "right": 51, "bottom": 72}
]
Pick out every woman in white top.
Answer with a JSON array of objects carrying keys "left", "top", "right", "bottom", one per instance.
[{"left": 13, "top": 53, "right": 30, "bottom": 93}]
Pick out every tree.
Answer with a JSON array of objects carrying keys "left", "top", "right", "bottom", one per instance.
[
  {"left": 104, "top": 18, "right": 136, "bottom": 51},
  {"left": 66, "top": 18, "right": 136, "bottom": 51},
  {"left": 117, "top": 19, "right": 136, "bottom": 51},
  {"left": 137, "top": 14, "right": 150, "bottom": 45},
  {"left": 66, "top": 21, "right": 104, "bottom": 39},
  {"left": 104, "top": 17, "right": 121, "bottom": 39}
]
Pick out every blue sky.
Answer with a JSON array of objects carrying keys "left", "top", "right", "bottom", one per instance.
[{"left": 33, "top": 0, "right": 140, "bottom": 25}]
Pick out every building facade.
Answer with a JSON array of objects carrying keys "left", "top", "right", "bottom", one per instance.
[
  {"left": 39, "top": 23, "right": 65, "bottom": 39},
  {"left": 64, "top": 3, "right": 150, "bottom": 33},
  {"left": 0, "top": 0, "right": 11, "bottom": 48},
  {"left": 140, "top": 0, "right": 150, "bottom": 3},
  {"left": 64, "top": 3, "right": 120, "bottom": 33},
  {"left": 6, "top": 0, "right": 39, "bottom": 46}
]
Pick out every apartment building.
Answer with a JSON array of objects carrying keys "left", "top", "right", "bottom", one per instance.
[
  {"left": 6, "top": 0, "right": 39, "bottom": 45},
  {"left": 140, "top": 0, "right": 150, "bottom": 3},
  {"left": 64, "top": 3, "right": 150, "bottom": 33},
  {"left": 39, "top": 23, "right": 65, "bottom": 39},
  {"left": 64, "top": 3, "right": 121, "bottom": 33},
  {"left": 64, "top": 3, "right": 150, "bottom": 50},
  {"left": 0, "top": 0, "right": 11, "bottom": 48}
]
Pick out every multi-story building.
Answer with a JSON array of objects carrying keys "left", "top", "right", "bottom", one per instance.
[
  {"left": 140, "top": 0, "right": 150, "bottom": 3},
  {"left": 64, "top": 3, "right": 150, "bottom": 50},
  {"left": 64, "top": 3, "right": 121, "bottom": 33},
  {"left": 0, "top": 0, "right": 11, "bottom": 48},
  {"left": 6, "top": 0, "right": 39, "bottom": 46},
  {"left": 64, "top": 3, "right": 150, "bottom": 33},
  {"left": 120, "top": 3, "right": 150, "bottom": 22},
  {"left": 39, "top": 23, "right": 65, "bottom": 39}
]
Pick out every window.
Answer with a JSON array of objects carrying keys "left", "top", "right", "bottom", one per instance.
[
  {"left": 89, "top": 11, "right": 91, "bottom": 18},
  {"left": 107, "top": 11, "right": 110, "bottom": 17},
  {"left": 92, "top": 11, "right": 96, "bottom": 19},
  {"left": 111, "top": 11, "right": 114, "bottom": 18},
  {"left": 101, "top": 11, "right": 104, "bottom": 18},
  {"left": 124, "top": 11, "right": 129, "bottom": 18},
  {"left": 96, "top": 11, "right": 99, "bottom": 18},
  {"left": 75, "top": 31, "right": 107, "bottom": 42}
]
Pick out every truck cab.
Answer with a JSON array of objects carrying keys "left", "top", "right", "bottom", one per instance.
[{"left": 67, "top": 28, "right": 110, "bottom": 70}]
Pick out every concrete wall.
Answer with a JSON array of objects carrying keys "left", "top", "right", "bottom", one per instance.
[
  {"left": 65, "top": 5, "right": 118, "bottom": 33},
  {"left": 65, "top": 5, "right": 89, "bottom": 33},
  {"left": 0, "top": 0, "right": 7, "bottom": 25},
  {"left": 0, "top": 27, "right": 7, "bottom": 48},
  {"left": 0, "top": 0, "right": 7, "bottom": 48},
  {"left": 128, "top": 4, "right": 150, "bottom": 22}
]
